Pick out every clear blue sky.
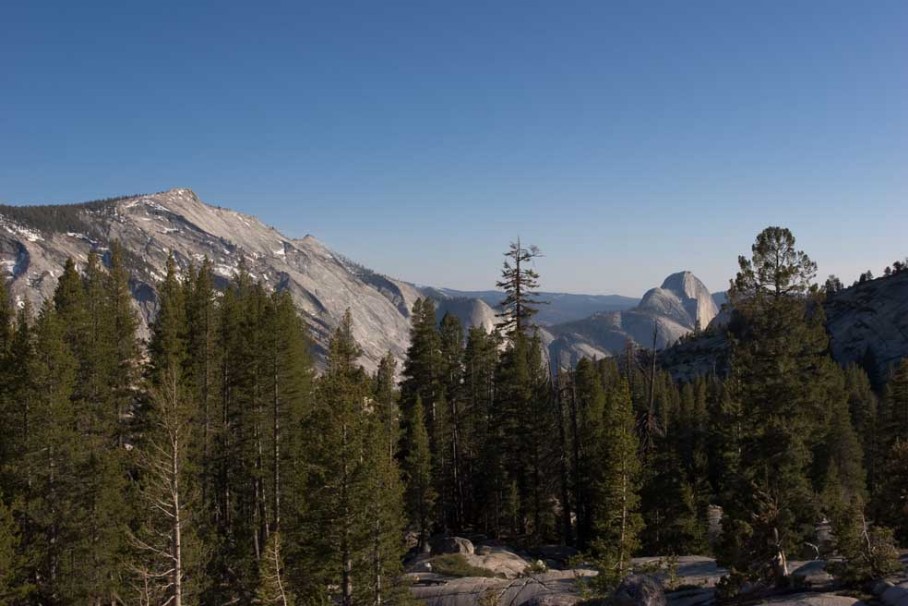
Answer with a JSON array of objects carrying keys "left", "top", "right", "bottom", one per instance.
[{"left": 3, "top": 1, "right": 906, "bottom": 296}]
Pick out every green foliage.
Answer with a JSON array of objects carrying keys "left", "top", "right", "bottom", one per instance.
[
  {"left": 0, "top": 195, "right": 131, "bottom": 238},
  {"left": 591, "top": 379, "right": 643, "bottom": 594},
  {"left": 403, "top": 396, "right": 436, "bottom": 547},
  {"left": 427, "top": 554, "right": 497, "bottom": 578},
  {"left": 256, "top": 532, "right": 294, "bottom": 606},
  {"left": 0, "top": 226, "right": 902, "bottom": 603},
  {"left": 496, "top": 239, "right": 545, "bottom": 335},
  {"left": 720, "top": 226, "right": 846, "bottom": 582},
  {"left": 300, "top": 311, "right": 407, "bottom": 604},
  {"left": 130, "top": 369, "right": 202, "bottom": 605},
  {"left": 874, "top": 439, "right": 908, "bottom": 544},
  {"left": 827, "top": 500, "right": 902, "bottom": 585},
  {"left": 0, "top": 494, "right": 18, "bottom": 600}
]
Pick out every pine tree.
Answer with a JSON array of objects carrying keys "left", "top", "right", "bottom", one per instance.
[
  {"left": 256, "top": 532, "right": 293, "bottom": 606},
  {"left": 129, "top": 368, "right": 200, "bottom": 606},
  {"left": 461, "top": 326, "right": 500, "bottom": 531},
  {"left": 0, "top": 492, "right": 18, "bottom": 601},
  {"left": 400, "top": 298, "right": 442, "bottom": 415},
  {"left": 0, "top": 277, "right": 16, "bottom": 489},
  {"left": 148, "top": 254, "right": 187, "bottom": 383},
  {"left": 721, "top": 226, "right": 830, "bottom": 581},
  {"left": 183, "top": 258, "right": 218, "bottom": 449},
  {"left": 592, "top": 379, "right": 642, "bottom": 592},
  {"left": 105, "top": 242, "right": 141, "bottom": 447},
  {"left": 360, "top": 394, "right": 407, "bottom": 606},
  {"left": 496, "top": 239, "right": 545, "bottom": 335},
  {"left": 263, "top": 289, "right": 314, "bottom": 534},
  {"left": 438, "top": 313, "right": 466, "bottom": 530},
  {"left": 372, "top": 352, "right": 400, "bottom": 464},
  {"left": 875, "top": 439, "right": 908, "bottom": 544},
  {"left": 301, "top": 311, "right": 388, "bottom": 605},
  {"left": 572, "top": 358, "right": 606, "bottom": 549},
  {"left": 404, "top": 396, "right": 436, "bottom": 550},
  {"left": 844, "top": 364, "right": 881, "bottom": 496},
  {"left": 20, "top": 302, "right": 82, "bottom": 603},
  {"left": 881, "top": 359, "right": 908, "bottom": 446}
]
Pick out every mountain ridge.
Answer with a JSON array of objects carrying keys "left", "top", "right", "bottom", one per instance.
[{"left": 0, "top": 188, "right": 722, "bottom": 371}]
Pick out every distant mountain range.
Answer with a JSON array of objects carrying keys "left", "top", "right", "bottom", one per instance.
[
  {"left": 421, "top": 287, "right": 640, "bottom": 326},
  {"left": 4, "top": 188, "right": 899, "bottom": 375}
]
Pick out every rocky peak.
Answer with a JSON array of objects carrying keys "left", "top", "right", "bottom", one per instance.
[
  {"left": 543, "top": 270, "right": 719, "bottom": 369},
  {"left": 638, "top": 271, "right": 717, "bottom": 330},
  {"left": 0, "top": 189, "right": 430, "bottom": 373}
]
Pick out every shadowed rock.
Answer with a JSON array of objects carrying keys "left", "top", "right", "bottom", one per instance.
[{"left": 612, "top": 574, "right": 667, "bottom": 606}]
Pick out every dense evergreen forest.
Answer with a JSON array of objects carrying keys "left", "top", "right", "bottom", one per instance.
[{"left": 0, "top": 227, "right": 906, "bottom": 605}]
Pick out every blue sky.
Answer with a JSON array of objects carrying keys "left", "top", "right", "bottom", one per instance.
[{"left": 3, "top": 1, "right": 906, "bottom": 295}]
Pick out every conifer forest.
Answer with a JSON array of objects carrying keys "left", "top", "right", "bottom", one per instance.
[{"left": 0, "top": 227, "right": 906, "bottom": 606}]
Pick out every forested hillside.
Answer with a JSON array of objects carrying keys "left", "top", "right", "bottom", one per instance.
[{"left": 0, "top": 228, "right": 906, "bottom": 605}]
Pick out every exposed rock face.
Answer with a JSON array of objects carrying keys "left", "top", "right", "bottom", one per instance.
[
  {"left": 661, "top": 271, "right": 908, "bottom": 382},
  {"left": 825, "top": 271, "right": 908, "bottom": 379},
  {"left": 0, "top": 189, "right": 430, "bottom": 372},
  {"left": 612, "top": 575, "right": 667, "bottom": 606},
  {"left": 0, "top": 188, "right": 647, "bottom": 373},
  {"left": 409, "top": 569, "right": 593, "bottom": 606},
  {"left": 542, "top": 271, "right": 718, "bottom": 368},
  {"left": 641, "top": 272, "right": 719, "bottom": 330},
  {"left": 433, "top": 297, "right": 498, "bottom": 333},
  {"left": 429, "top": 535, "right": 475, "bottom": 556}
]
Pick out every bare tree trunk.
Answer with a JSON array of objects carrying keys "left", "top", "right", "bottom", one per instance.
[
  {"left": 342, "top": 423, "right": 353, "bottom": 606},
  {"left": 131, "top": 371, "right": 191, "bottom": 606},
  {"left": 172, "top": 427, "right": 183, "bottom": 606},
  {"left": 273, "top": 359, "right": 281, "bottom": 533},
  {"left": 373, "top": 515, "right": 382, "bottom": 606}
]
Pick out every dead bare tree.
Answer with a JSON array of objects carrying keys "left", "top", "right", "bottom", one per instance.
[{"left": 129, "top": 370, "right": 195, "bottom": 606}]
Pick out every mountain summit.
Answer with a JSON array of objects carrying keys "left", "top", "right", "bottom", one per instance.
[
  {"left": 0, "top": 188, "right": 430, "bottom": 371},
  {"left": 541, "top": 270, "right": 718, "bottom": 368},
  {"left": 638, "top": 271, "right": 719, "bottom": 331},
  {"left": 0, "top": 189, "right": 716, "bottom": 371}
]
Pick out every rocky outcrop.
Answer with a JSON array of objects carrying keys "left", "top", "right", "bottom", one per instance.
[
  {"left": 542, "top": 271, "right": 718, "bottom": 368},
  {"left": 0, "top": 189, "right": 441, "bottom": 372},
  {"left": 0, "top": 188, "right": 640, "bottom": 373},
  {"left": 433, "top": 297, "right": 498, "bottom": 333},
  {"left": 429, "top": 535, "right": 475, "bottom": 556},
  {"left": 612, "top": 574, "right": 667, "bottom": 606},
  {"left": 825, "top": 271, "right": 908, "bottom": 380},
  {"left": 661, "top": 270, "right": 908, "bottom": 382}
]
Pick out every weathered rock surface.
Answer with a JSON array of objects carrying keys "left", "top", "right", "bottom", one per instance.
[
  {"left": 0, "top": 189, "right": 431, "bottom": 372},
  {"left": 470, "top": 543, "right": 533, "bottom": 579},
  {"left": 543, "top": 271, "right": 718, "bottom": 368},
  {"left": 825, "top": 271, "right": 908, "bottom": 379},
  {"left": 430, "top": 535, "right": 475, "bottom": 556},
  {"left": 408, "top": 552, "right": 879, "bottom": 606},
  {"left": 0, "top": 188, "right": 649, "bottom": 373},
  {"left": 662, "top": 271, "right": 908, "bottom": 381},
  {"left": 791, "top": 560, "right": 834, "bottom": 588},
  {"left": 612, "top": 574, "right": 667, "bottom": 606},
  {"left": 410, "top": 569, "right": 594, "bottom": 606}
]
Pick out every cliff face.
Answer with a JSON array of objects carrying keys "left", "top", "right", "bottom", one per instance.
[
  {"left": 541, "top": 271, "right": 719, "bottom": 369},
  {"left": 0, "top": 188, "right": 427, "bottom": 372},
  {"left": 824, "top": 271, "right": 908, "bottom": 377},
  {"left": 661, "top": 271, "right": 908, "bottom": 381}
]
